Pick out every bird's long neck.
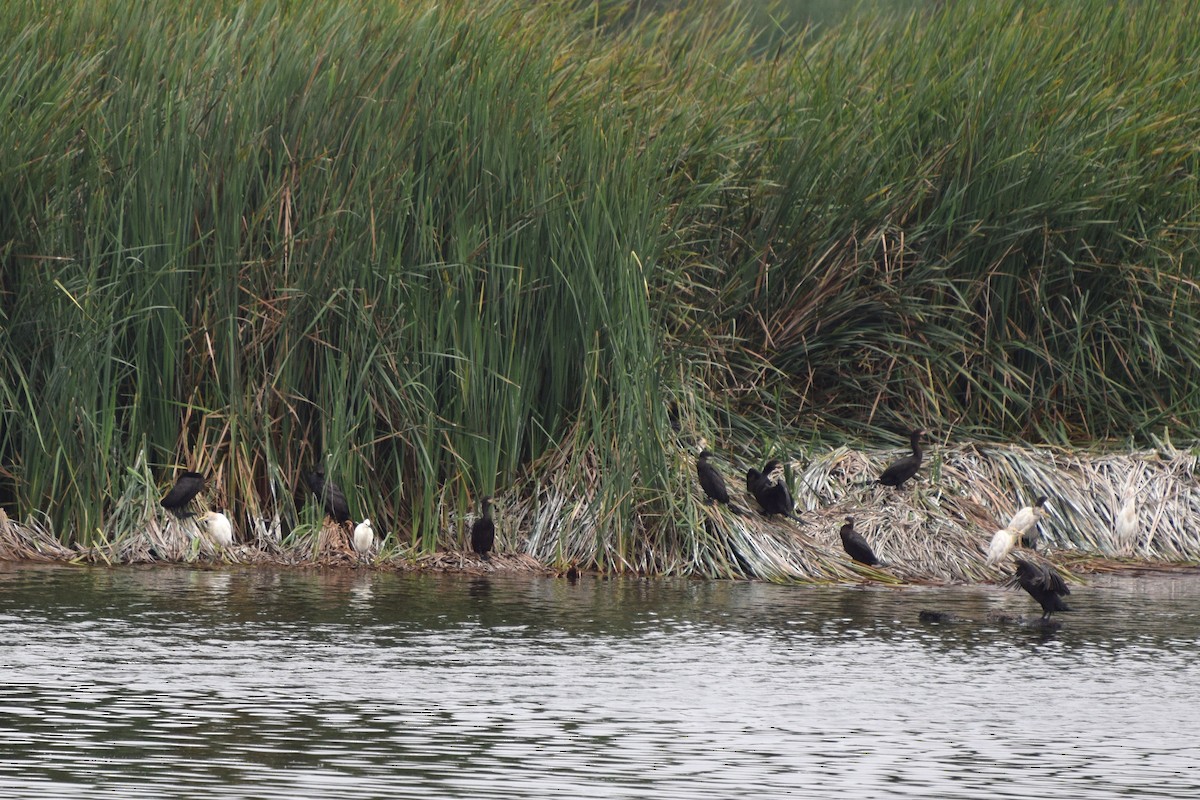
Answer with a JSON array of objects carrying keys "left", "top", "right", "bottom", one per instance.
[{"left": 910, "top": 432, "right": 923, "bottom": 457}]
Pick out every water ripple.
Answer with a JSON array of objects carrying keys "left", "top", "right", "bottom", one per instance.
[{"left": 2, "top": 566, "right": 1200, "bottom": 798}]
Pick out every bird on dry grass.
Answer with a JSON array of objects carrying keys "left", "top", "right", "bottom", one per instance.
[
  {"left": 304, "top": 467, "right": 351, "bottom": 524},
  {"left": 877, "top": 429, "right": 926, "bottom": 488},
  {"left": 749, "top": 460, "right": 801, "bottom": 521},
  {"left": 1007, "top": 496, "right": 1048, "bottom": 535},
  {"left": 696, "top": 450, "right": 744, "bottom": 514},
  {"left": 160, "top": 471, "right": 205, "bottom": 519},
  {"left": 353, "top": 518, "right": 375, "bottom": 559},
  {"left": 986, "top": 527, "right": 1021, "bottom": 566},
  {"left": 196, "top": 508, "right": 234, "bottom": 548},
  {"left": 1009, "top": 558, "right": 1072, "bottom": 620},
  {"left": 1115, "top": 497, "right": 1138, "bottom": 555},
  {"left": 471, "top": 496, "right": 495, "bottom": 560},
  {"left": 839, "top": 517, "right": 882, "bottom": 566}
]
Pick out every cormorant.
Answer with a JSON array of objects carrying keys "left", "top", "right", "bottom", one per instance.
[
  {"left": 839, "top": 517, "right": 880, "bottom": 566},
  {"left": 160, "top": 471, "right": 205, "bottom": 518},
  {"left": 746, "top": 467, "right": 768, "bottom": 499},
  {"left": 986, "top": 527, "right": 1020, "bottom": 566},
  {"left": 197, "top": 509, "right": 234, "bottom": 547},
  {"left": 1009, "top": 558, "right": 1072, "bottom": 620},
  {"left": 754, "top": 460, "right": 800, "bottom": 520},
  {"left": 1007, "top": 496, "right": 1048, "bottom": 534},
  {"left": 696, "top": 451, "right": 744, "bottom": 514},
  {"left": 304, "top": 468, "right": 351, "bottom": 524},
  {"left": 353, "top": 518, "right": 375, "bottom": 557},
  {"left": 878, "top": 429, "right": 926, "bottom": 488},
  {"left": 471, "top": 496, "right": 495, "bottom": 560}
]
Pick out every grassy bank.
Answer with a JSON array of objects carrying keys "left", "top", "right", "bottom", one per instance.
[{"left": 2, "top": 0, "right": 1199, "bottom": 573}]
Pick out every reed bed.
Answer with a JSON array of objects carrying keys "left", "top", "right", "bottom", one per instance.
[
  {"left": 3, "top": 443, "right": 1196, "bottom": 584},
  {"left": 2, "top": 0, "right": 1200, "bottom": 578}
]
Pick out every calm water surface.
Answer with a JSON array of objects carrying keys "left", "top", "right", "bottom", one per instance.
[{"left": 1, "top": 564, "right": 1198, "bottom": 799}]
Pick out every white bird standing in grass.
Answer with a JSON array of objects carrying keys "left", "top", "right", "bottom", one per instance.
[
  {"left": 353, "top": 518, "right": 375, "bottom": 559},
  {"left": 1006, "top": 495, "right": 1049, "bottom": 535},
  {"left": 1115, "top": 497, "right": 1138, "bottom": 556},
  {"left": 197, "top": 509, "right": 233, "bottom": 548},
  {"left": 986, "top": 527, "right": 1021, "bottom": 566}
]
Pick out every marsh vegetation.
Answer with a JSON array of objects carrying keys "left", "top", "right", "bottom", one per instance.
[{"left": 2, "top": 0, "right": 1198, "bottom": 576}]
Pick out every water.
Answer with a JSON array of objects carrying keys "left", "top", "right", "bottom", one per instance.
[{"left": 2, "top": 564, "right": 1198, "bottom": 799}]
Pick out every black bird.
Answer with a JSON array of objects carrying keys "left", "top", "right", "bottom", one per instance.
[
  {"left": 696, "top": 451, "right": 744, "bottom": 514},
  {"left": 745, "top": 467, "right": 768, "bottom": 500},
  {"left": 839, "top": 517, "right": 881, "bottom": 566},
  {"left": 304, "top": 468, "right": 351, "bottom": 524},
  {"left": 1009, "top": 558, "right": 1072, "bottom": 620},
  {"left": 754, "top": 460, "right": 800, "bottom": 520},
  {"left": 878, "top": 429, "right": 927, "bottom": 488},
  {"left": 471, "top": 496, "right": 495, "bottom": 559},
  {"left": 160, "top": 471, "right": 205, "bottom": 519}
]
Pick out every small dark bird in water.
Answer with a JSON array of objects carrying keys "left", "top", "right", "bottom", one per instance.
[
  {"left": 839, "top": 517, "right": 881, "bottom": 566},
  {"left": 878, "top": 429, "right": 927, "bottom": 488},
  {"left": 754, "top": 460, "right": 800, "bottom": 520},
  {"left": 160, "top": 471, "right": 205, "bottom": 518},
  {"left": 696, "top": 451, "right": 744, "bottom": 514},
  {"left": 304, "top": 468, "right": 351, "bottom": 524},
  {"left": 1009, "top": 558, "right": 1072, "bottom": 620},
  {"left": 471, "top": 496, "right": 495, "bottom": 560}
]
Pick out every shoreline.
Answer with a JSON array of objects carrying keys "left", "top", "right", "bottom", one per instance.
[{"left": 3, "top": 524, "right": 1196, "bottom": 585}]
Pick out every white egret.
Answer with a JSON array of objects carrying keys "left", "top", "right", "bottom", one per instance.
[
  {"left": 1006, "top": 495, "right": 1048, "bottom": 535},
  {"left": 1115, "top": 497, "right": 1138, "bottom": 556},
  {"left": 352, "top": 518, "right": 375, "bottom": 557},
  {"left": 986, "top": 527, "right": 1021, "bottom": 566},
  {"left": 197, "top": 509, "right": 233, "bottom": 548}
]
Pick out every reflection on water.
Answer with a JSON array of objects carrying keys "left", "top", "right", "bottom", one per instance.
[{"left": 2, "top": 564, "right": 1199, "bottom": 799}]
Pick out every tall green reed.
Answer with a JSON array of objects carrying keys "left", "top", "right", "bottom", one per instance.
[{"left": 1, "top": 0, "right": 1197, "bottom": 572}]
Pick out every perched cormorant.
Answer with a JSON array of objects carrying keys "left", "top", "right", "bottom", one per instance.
[
  {"left": 1007, "top": 496, "right": 1048, "bottom": 534},
  {"left": 696, "top": 451, "right": 744, "bottom": 514},
  {"left": 197, "top": 509, "right": 234, "bottom": 547},
  {"left": 986, "top": 527, "right": 1020, "bottom": 566},
  {"left": 746, "top": 467, "right": 768, "bottom": 499},
  {"left": 878, "top": 429, "right": 926, "bottom": 488},
  {"left": 839, "top": 517, "right": 880, "bottom": 566},
  {"left": 471, "top": 496, "right": 495, "bottom": 560},
  {"left": 160, "top": 471, "right": 205, "bottom": 518},
  {"left": 353, "top": 518, "right": 375, "bottom": 556},
  {"left": 754, "top": 460, "right": 800, "bottom": 520},
  {"left": 304, "top": 468, "right": 351, "bottom": 524},
  {"left": 1009, "top": 558, "right": 1072, "bottom": 620}
]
